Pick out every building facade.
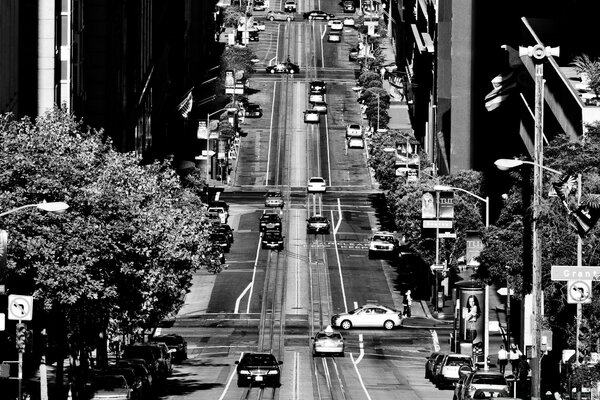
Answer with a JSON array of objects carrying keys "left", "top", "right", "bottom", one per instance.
[{"left": 1, "top": 0, "right": 219, "bottom": 162}]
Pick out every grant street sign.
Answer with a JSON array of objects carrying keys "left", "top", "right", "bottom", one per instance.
[
  {"left": 422, "top": 219, "right": 453, "bottom": 229},
  {"left": 551, "top": 265, "right": 600, "bottom": 281}
]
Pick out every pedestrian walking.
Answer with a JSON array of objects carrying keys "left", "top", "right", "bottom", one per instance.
[
  {"left": 497, "top": 344, "right": 508, "bottom": 375},
  {"left": 509, "top": 344, "right": 522, "bottom": 376},
  {"left": 403, "top": 290, "right": 413, "bottom": 317}
]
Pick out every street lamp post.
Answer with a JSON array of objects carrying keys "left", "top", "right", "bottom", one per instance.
[
  {"left": 1, "top": 201, "right": 69, "bottom": 400},
  {"left": 434, "top": 184, "right": 490, "bottom": 369}
]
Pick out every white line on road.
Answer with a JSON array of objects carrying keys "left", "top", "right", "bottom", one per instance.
[
  {"left": 333, "top": 201, "right": 348, "bottom": 313},
  {"left": 234, "top": 232, "right": 263, "bottom": 313},
  {"left": 218, "top": 353, "right": 243, "bottom": 400},
  {"left": 349, "top": 352, "right": 373, "bottom": 400},
  {"left": 265, "top": 81, "right": 278, "bottom": 185}
]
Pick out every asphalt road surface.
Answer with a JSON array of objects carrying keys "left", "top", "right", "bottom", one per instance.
[{"left": 155, "top": 2, "right": 452, "bottom": 399}]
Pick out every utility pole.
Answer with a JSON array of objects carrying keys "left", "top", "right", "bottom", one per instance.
[{"left": 518, "top": 41, "right": 559, "bottom": 400}]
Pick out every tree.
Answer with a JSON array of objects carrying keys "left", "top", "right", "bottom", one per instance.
[
  {"left": 571, "top": 54, "right": 600, "bottom": 99},
  {"left": 0, "top": 109, "right": 215, "bottom": 376}
]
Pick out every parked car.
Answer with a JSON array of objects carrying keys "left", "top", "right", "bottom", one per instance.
[
  {"left": 304, "top": 109, "right": 320, "bottom": 123},
  {"left": 145, "top": 342, "right": 173, "bottom": 376},
  {"left": 236, "top": 352, "right": 282, "bottom": 387},
  {"left": 425, "top": 351, "right": 445, "bottom": 380},
  {"left": 105, "top": 368, "right": 143, "bottom": 400},
  {"left": 210, "top": 232, "right": 231, "bottom": 252},
  {"left": 327, "top": 32, "right": 341, "bottom": 43},
  {"left": 347, "top": 137, "right": 364, "bottom": 149},
  {"left": 434, "top": 353, "right": 474, "bottom": 388},
  {"left": 122, "top": 345, "right": 164, "bottom": 380},
  {"left": 284, "top": 0, "right": 297, "bottom": 12},
  {"left": 265, "top": 190, "right": 285, "bottom": 207},
  {"left": 349, "top": 47, "right": 359, "bottom": 61},
  {"left": 346, "top": 123, "right": 363, "bottom": 138},
  {"left": 213, "top": 222, "right": 234, "bottom": 244},
  {"left": 259, "top": 211, "right": 282, "bottom": 232},
  {"left": 115, "top": 360, "right": 153, "bottom": 396},
  {"left": 430, "top": 352, "right": 448, "bottom": 383},
  {"left": 306, "top": 215, "right": 331, "bottom": 234},
  {"left": 244, "top": 103, "right": 263, "bottom": 118},
  {"left": 458, "top": 370, "right": 509, "bottom": 400},
  {"left": 309, "top": 80, "right": 326, "bottom": 93},
  {"left": 252, "top": 20, "right": 266, "bottom": 31},
  {"left": 89, "top": 374, "right": 133, "bottom": 400},
  {"left": 312, "top": 326, "right": 344, "bottom": 356},
  {"left": 331, "top": 304, "right": 403, "bottom": 330},
  {"left": 368, "top": 231, "right": 399, "bottom": 258},
  {"left": 253, "top": 0, "right": 267, "bottom": 11},
  {"left": 343, "top": 16, "right": 355, "bottom": 26},
  {"left": 209, "top": 200, "right": 229, "bottom": 212},
  {"left": 266, "top": 61, "right": 300, "bottom": 74},
  {"left": 307, "top": 176, "right": 327, "bottom": 192},
  {"left": 267, "top": 10, "right": 295, "bottom": 21},
  {"left": 304, "top": 10, "right": 336, "bottom": 20},
  {"left": 207, "top": 206, "right": 228, "bottom": 223},
  {"left": 236, "top": 29, "right": 259, "bottom": 42}
]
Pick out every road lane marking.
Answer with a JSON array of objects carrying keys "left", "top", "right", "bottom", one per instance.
[
  {"left": 349, "top": 352, "right": 373, "bottom": 400},
  {"left": 234, "top": 232, "right": 263, "bottom": 313}
]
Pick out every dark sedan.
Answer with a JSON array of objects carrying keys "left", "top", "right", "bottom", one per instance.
[
  {"left": 265, "top": 61, "right": 300, "bottom": 74},
  {"left": 303, "top": 10, "right": 336, "bottom": 20},
  {"left": 244, "top": 103, "right": 263, "bottom": 118},
  {"left": 236, "top": 353, "right": 282, "bottom": 387},
  {"left": 307, "top": 215, "right": 331, "bottom": 234}
]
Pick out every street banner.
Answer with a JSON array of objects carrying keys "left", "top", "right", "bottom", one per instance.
[
  {"left": 466, "top": 231, "right": 483, "bottom": 266},
  {"left": 438, "top": 191, "right": 454, "bottom": 219},
  {"left": 422, "top": 192, "right": 436, "bottom": 219}
]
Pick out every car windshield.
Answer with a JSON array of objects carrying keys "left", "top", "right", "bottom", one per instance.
[
  {"left": 242, "top": 354, "right": 277, "bottom": 366},
  {"left": 471, "top": 376, "right": 506, "bottom": 385},
  {"left": 267, "top": 192, "right": 282, "bottom": 197},
  {"left": 310, "top": 217, "right": 327, "bottom": 223},
  {"left": 349, "top": 124, "right": 360, "bottom": 130},
  {"left": 373, "top": 234, "right": 395, "bottom": 243},
  {"left": 262, "top": 214, "right": 280, "bottom": 221},
  {"left": 446, "top": 357, "right": 472, "bottom": 366},
  {"left": 310, "top": 178, "right": 324, "bottom": 183},
  {"left": 315, "top": 332, "right": 342, "bottom": 340}
]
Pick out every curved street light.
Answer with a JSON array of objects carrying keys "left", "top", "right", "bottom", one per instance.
[
  {"left": 0, "top": 201, "right": 69, "bottom": 218},
  {"left": 494, "top": 158, "right": 562, "bottom": 176}
]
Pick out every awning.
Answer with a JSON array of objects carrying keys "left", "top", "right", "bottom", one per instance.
[{"left": 410, "top": 25, "right": 425, "bottom": 53}]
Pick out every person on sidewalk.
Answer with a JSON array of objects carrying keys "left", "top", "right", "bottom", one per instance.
[
  {"left": 509, "top": 344, "right": 522, "bottom": 376},
  {"left": 403, "top": 290, "right": 413, "bottom": 317},
  {"left": 497, "top": 344, "right": 508, "bottom": 375}
]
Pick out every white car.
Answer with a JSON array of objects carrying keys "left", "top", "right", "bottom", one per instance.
[
  {"left": 347, "top": 137, "right": 364, "bottom": 149},
  {"left": 327, "top": 32, "right": 341, "bottom": 43},
  {"left": 309, "top": 92, "right": 325, "bottom": 103},
  {"left": 329, "top": 19, "right": 344, "bottom": 31},
  {"left": 368, "top": 231, "right": 399, "bottom": 258},
  {"left": 312, "top": 326, "right": 344, "bottom": 356},
  {"left": 343, "top": 17, "right": 355, "bottom": 26},
  {"left": 207, "top": 206, "right": 228, "bottom": 224},
  {"left": 311, "top": 101, "right": 327, "bottom": 113},
  {"left": 252, "top": 20, "right": 266, "bottom": 31},
  {"left": 307, "top": 177, "right": 327, "bottom": 192},
  {"left": 345, "top": 123, "right": 362, "bottom": 138},
  {"left": 331, "top": 304, "right": 403, "bottom": 330},
  {"left": 304, "top": 110, "right": 320, "bottom": 123}
]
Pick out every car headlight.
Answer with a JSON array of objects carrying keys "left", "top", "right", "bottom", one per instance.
[
  {"left": 239, "top": 370, "right": 251, "bottom": 375},
  {"left": 267, "top": 370, "right": 280, "bottom": 375}
]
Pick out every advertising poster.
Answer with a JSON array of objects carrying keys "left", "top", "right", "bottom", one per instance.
[
  {"left": 457, "top": 283, "right": 486, "bottom": 357},
  {"left": 422, "top": 192, "right": 436, "bottom": 219}
]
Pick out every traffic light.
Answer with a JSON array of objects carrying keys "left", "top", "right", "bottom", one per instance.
[{"left": 15, "top": 323, "right": 26, "bottom": 351}]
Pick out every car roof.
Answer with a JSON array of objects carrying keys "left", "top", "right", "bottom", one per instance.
[
  {"left": 445, "top": 353, "right": 472, "bottom": 359},
  {"left": 374, "top": 231, "right": 394, "bottom": 235}
]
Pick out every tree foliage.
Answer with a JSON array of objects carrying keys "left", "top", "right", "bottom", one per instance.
[{"left": 0, "top": 109, "right": 215, "bottom": 360}]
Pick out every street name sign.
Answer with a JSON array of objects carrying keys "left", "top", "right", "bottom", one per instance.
[
  {"left": 422, "top": 219, "right": 453, "bottom": 229},
  {"left": 438, "top": 232, "right": 457, "bottom": 239},
  {"left": 551, "top": 265, "right": 600, "bottom": 281}
]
